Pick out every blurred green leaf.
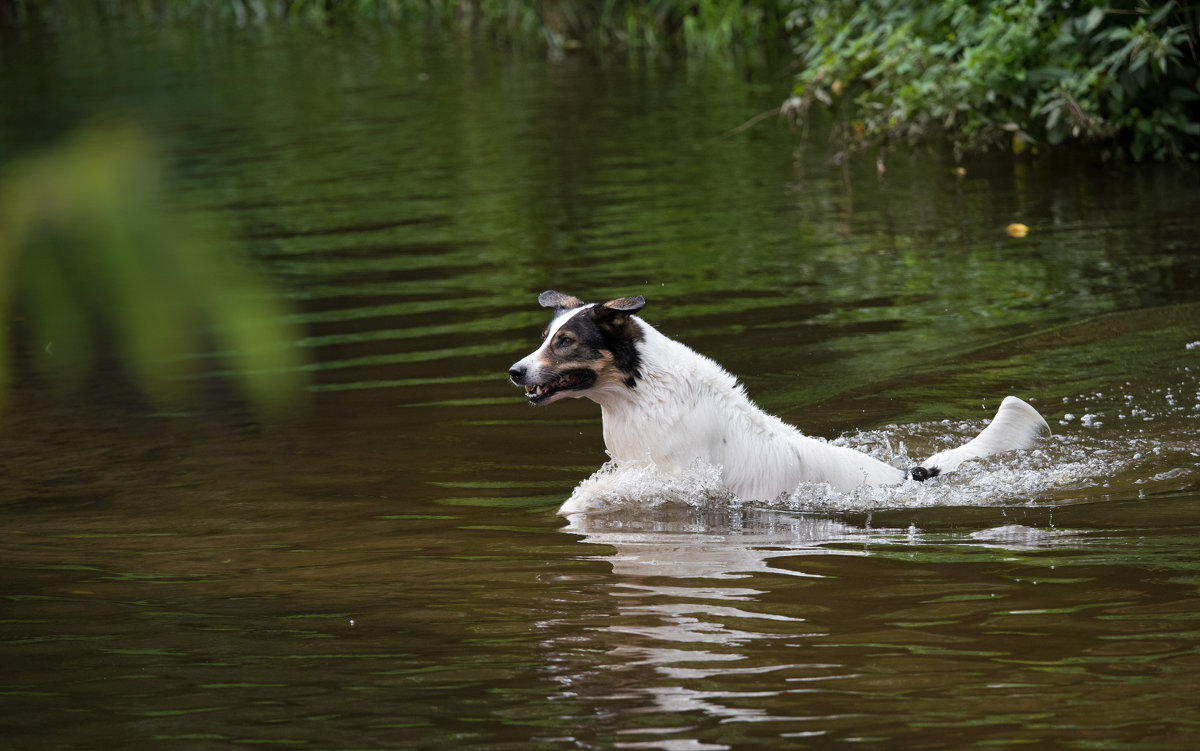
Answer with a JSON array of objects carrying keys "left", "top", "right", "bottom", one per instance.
[{"left": 0, "top": 122, "right": 307, "bottom": 415}]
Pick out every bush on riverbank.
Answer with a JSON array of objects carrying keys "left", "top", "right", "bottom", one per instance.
[{"left": 787, "top": 0, "right": 1200, "bottom": 161}]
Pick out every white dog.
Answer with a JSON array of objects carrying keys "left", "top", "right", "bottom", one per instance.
[{"left": 509, "top": 291, "right": 1050, "bottom": 512}]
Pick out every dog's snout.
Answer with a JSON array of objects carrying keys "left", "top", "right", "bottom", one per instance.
[{"left": 508, "top": 364, "right": 527, "bottom": 384}]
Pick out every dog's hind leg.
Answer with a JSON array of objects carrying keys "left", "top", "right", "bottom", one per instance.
[{"left": 911, "top": 396, "right": 1051, "bottom": 478}]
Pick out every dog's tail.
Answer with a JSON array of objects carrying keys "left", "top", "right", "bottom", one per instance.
[{"left": 907, "top": 396, "right": 1050, "bottom": 481}]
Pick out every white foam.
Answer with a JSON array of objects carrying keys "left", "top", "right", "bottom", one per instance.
[
  {"left": 561, "top": 416, "right": 1193, "bottom": 515},
  {"left": 561, "top": 459, "right": 737, "bottom": 515},
  {"left": 559, "top": 368, "right": 1200, "bottom": 515}
]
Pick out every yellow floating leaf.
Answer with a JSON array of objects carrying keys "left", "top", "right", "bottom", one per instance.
[{"left": 1006, "top": 223, "right": 1030, "bottom": 238}]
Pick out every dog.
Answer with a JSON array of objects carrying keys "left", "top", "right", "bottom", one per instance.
[{"left": 509, "top": 291, "right": 1050, "bottom": 512}]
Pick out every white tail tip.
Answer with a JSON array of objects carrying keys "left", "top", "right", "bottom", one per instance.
[{"left": 921, "top": 396, "right": 1050, "bottom": 474}]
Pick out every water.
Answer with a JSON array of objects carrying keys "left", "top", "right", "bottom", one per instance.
[{"left": 3, "top": 26, "right": 1200, "bottom": 749}]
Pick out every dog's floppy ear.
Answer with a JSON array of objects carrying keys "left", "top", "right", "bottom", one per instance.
[
  {"left": 593, "top": 296, "right": 646, "bottom": 385},
  {"left": 601, "top": 295, "right": 645, "bottom": 314},
  {"left": 593, "top": 295, "right": 646, "bottom": 333},
  {"left": 538, "top": 290, "right": 585, "bottom": 312}
]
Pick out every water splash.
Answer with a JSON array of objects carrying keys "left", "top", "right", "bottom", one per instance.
[
  {"left": 562, "top": 372, "right": 1199, "bottom": 515},
  {"left": 563, "top": 459, "right": 737, "bottom": 515}
]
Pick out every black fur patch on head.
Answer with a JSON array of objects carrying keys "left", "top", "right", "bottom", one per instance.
[
  {"left": 545, "top": 294, "right": 646, "bottom": 389},
  {"left": 907, "top": 465, "right": 941, "bottom": 482},
  {"left": 596, "top": 295, "right": 645, "bottom": 387},
  {"left": 591, "top": 304, "right": 645, "bottom": 388}
]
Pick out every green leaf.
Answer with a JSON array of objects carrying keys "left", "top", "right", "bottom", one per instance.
[
  {"left": 1129, "top": 49, "right": 1148, "bottom": 73},
  {"left": 1149, "top": 2, "right": 1175, "bottom": 27},
  {"left": 1028, "top": 66, "right": 1074, "bottom": 83},
  {"left": 1044, "top": 101, "right": 1062, "bottom": 131}
]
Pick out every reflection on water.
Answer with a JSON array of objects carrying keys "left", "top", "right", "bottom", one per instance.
[
  {"left": 542, "top": 510, "right": 838, "bottom": 743},
  {"left": 2, "top": 25, "right": 1200, "bottom": 751},
  {"left": 544, "top": 499, "right": 1200, "bottom": 748},
  {"left": 551, "top": 511, "right": 868, "bottom": 738},
  {"left": 563, "top": 508, "right": 872, "bottom": 577}
]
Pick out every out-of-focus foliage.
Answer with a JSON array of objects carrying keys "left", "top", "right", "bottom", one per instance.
[
  {"left": 785, "top": 0, "right": 1200, "bottom": 161},
  {"left": 0, "top": 123, "right": 305, "bottom": 414},
  {"left": 0, "top": 0, "right": 788, "bottom": 55}
]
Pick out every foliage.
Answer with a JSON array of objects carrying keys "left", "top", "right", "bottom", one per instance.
[
  {"left": 785, "top": 0, "right": 1200, "bottom": 160},
  {"left": 0, "top": 0, "right": 789, "bottom": 55},
  {"left": 5, "top": 1, "right": 1197, "bottom": 159},
  {"left": 0, "top": 123, "right": 305, "bottom": 414},
  {"left": 524, "top": 0, "right": 786, "bottom": 55}
]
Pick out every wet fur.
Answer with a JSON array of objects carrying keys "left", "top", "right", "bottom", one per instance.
[{"left": 509, "top": 291, "right": 1050, "bottom": 514}]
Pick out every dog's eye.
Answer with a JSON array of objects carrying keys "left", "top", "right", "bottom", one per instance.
[{"left": 557, "top": 335, "right": 574, "bottom": 347}]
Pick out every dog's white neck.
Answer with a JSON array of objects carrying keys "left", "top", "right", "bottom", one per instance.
[
  {"left": 590, "top": 319, "right": 781, "bottom": 472},
  {"left": 588, "top": 318, "right": 730, "bottom": 408}
]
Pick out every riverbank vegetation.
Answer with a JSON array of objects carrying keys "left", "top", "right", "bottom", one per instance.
[
  {"left": 787, "top": 1, "right": 1200, "bottom": 161},
  {"left": 3, "top": 0, "right": 1197, "bottom": 160},
  {"left": 0, "top": 0, "right": 786, "bottom": 55}
]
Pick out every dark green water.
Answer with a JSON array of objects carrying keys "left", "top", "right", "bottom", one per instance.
[{"left": 2, "top": 27, "right": 1200, "bottom": 749}]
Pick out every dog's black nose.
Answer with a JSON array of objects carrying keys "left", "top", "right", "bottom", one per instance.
[{"left": 508, "top": 364, "right": 526, "bottom": 384}]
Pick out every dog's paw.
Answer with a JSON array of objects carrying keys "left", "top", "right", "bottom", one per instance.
[{"left": 907, "top": 465, "right": 941, "bottom": 482}]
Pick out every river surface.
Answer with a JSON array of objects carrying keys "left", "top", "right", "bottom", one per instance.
[{"left": 2, "top": 26, "right": 1200, "bottom": 750}]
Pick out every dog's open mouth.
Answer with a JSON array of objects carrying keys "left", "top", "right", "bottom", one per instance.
[{"left": 524, "top": 369, "right": 595, "bottom": 404}]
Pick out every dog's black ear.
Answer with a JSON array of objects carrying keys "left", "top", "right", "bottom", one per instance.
[
  {"left": 592, "top": 295, "right": 646, "bottom": 335},
  {"left": 538, "top": 290, "right": 585, "bottom": 312},
  {"left": 601, "top": 295, "right": 645, "bottom": 314},
  {"left": 593, "top": 296, "right": 646, "bottom": 387}
]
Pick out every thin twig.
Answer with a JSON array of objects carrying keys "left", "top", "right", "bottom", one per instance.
[{"left": 723, "top": 106, "right": 782, "bottom": 138}]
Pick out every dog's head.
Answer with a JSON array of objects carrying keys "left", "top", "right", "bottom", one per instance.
[{"left": 508, "top": 290, "right": 646, "bottom": 405}]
